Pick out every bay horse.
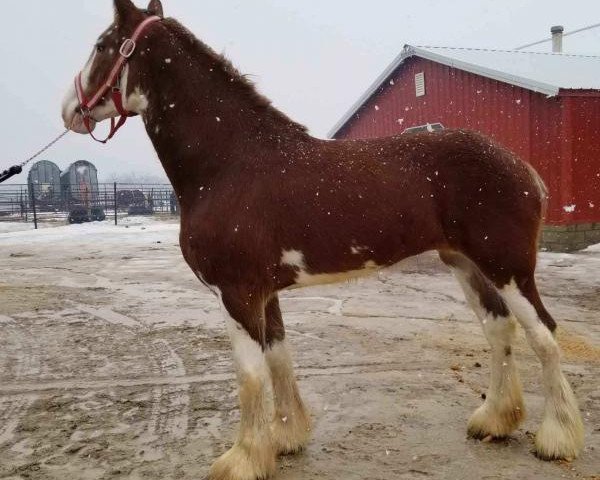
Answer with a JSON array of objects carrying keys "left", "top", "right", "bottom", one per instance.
[{"left": 62, "top": 1, "right": 584, "bottom": 478}]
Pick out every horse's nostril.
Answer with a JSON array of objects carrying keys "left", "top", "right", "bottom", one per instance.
[{"left": 75, "top": 106, "right": 82, "bottom": 114}]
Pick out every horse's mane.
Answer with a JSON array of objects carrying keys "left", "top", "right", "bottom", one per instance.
[{"left": 163, "top": 18, "right": 309, "bottom": 135}]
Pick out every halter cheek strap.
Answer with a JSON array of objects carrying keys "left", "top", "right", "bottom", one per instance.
[{"left": 74, "top": 15, "right": 161, "bottom": 144}]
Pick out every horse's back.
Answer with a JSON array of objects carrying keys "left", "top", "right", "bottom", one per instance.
[{"left": 318, "top": 129, "right": 547, "bottom": 259}]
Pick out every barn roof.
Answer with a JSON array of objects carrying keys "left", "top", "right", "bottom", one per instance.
[{"left": 329, "top": 45, "right": 600, "bottom": 138}]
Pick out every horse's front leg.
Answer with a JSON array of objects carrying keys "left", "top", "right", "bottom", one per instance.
[
  {"left": 265, "top": 295, "right": 312, "bottom": 455},
  {"left": 210, "top": 290, "right": 276, "bottom": 480}
]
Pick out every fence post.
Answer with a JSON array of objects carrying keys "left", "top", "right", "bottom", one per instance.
[
  {"left": 30, "top": 188, "right": 38, "bottom": 230},
  {"left": 114, "top": 182, "right": 118, "bottom": 225},
  {"left": 20, "top": 189, "right": 26, "bottom": 221}
]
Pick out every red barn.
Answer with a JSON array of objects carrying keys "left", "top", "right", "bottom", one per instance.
[{"left": 329, "top": 45, "right": 600, "bottom": 251}]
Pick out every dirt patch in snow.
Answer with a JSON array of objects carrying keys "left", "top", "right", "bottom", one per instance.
[{"left": 558, "top": 328, "right": 600, "bottom": 363}]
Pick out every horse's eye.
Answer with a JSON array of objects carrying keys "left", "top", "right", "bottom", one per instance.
[{"left": 96, "top": 45, "right": 105, "bottom": 53}]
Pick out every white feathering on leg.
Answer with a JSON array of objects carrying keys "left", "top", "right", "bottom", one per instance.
[
  {"left": 501, "top": 281, "right": 584, "bottom": 460},
  {"left": 266, "top": 340, "right": 312, "bottom": 455}
]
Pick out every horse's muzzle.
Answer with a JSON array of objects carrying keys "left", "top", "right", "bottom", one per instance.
[{"left": 66, "top": 112, "right": 97, "bottom": 134}]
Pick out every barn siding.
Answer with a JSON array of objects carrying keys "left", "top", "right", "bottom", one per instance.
[
  {"left": 530, "top": 95, "right": 564, "bottom": 223},
  {"left": 334, "top": 57, "right": 600, "bottom": 226},
  {"left": 569, "top": 96, "right": 600, "bottom": 224}
]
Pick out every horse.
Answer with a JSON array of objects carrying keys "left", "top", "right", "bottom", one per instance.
[{"left": 61, "top": 1, "right": 585, "bottom": 478}]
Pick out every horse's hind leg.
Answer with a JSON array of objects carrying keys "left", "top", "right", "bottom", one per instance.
[
  {"left": 498, "top": 274, "right": 584, "bottom": 460},
  {"left": 440, "top": 251, "right": 525, "bottom": 439},
  {"left": 265, "top": 295, "right": 312, "bottom": 455},
  {"left": 453, "top": 234, "right": 584, "bottom": 460}
]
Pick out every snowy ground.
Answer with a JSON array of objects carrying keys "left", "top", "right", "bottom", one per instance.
[{"left": 0, "top": 218, "right": 598, "bottom": 480}]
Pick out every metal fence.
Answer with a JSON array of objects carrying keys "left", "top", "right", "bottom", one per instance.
[{"left": 0, "top": 183, "right": 177, "bottom": 228}]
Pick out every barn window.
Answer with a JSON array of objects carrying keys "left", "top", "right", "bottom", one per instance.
[{"left": 415, "top": 72, "right": 426, "bottom": 97}]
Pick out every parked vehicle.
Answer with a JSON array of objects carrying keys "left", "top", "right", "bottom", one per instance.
[
  {"left": 68, "top": 206, "right": 91, "bottom": 224},
  {"left": 68, "top": 206, "right": 106, "bottom": 224}
]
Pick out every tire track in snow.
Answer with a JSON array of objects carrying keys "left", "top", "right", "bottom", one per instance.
[
  {"left": 0, "top": 315, "right": 15, "bottom": 325},
  {"left": 0, "top": 316, "right": 39, "bottom": 447},
  {"left": 75, "top": 305, "right": 143, "bottom": 329},
  {"left": 149, "top": 339, "right": 190, "bottom": 441},
  {"left": 286, "top": 329, "right": 335, "bottom": 344},
  {"left": 282, "top": 296, "right": 344, "bottom": 316},
  {"left": 0, "top": 361, "right": 410, "bottom": 395},
  {"left": 72, "top": 304, "right": 190, "bottom": 440}
]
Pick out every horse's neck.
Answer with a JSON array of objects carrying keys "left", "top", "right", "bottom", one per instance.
[{"left": 132, "top": 22, "right": 310, "bottom": 199}]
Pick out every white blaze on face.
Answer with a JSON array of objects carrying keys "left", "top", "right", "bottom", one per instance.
[
  {"left": 62, "top": 40, "right": 151, "bottom": 134},
  {"left": 62, "top": 50, "right": 97, "bottom": 133}
]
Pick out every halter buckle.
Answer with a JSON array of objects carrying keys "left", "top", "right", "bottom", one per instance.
[{"left": 119, "top": 39, "right": 136, "bottom": 58}]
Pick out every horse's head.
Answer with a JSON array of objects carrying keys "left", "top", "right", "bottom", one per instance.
[{"left": 62, "top": 0, "right": 164, "bottom": 134}]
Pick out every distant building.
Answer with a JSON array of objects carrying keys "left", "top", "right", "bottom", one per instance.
[
  {"left": 28, "top": 160, "right": 62, "bottom": 204},
  {"left": 330, "top": 44, "right": 600, "bottom": 251},
  {"left": 60, "top": 160, "right": 100, "bottom": 205}
]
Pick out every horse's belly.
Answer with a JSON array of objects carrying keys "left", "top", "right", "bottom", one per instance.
[{"left": 281, "top": 248, "right": 382, "bottom": 289}]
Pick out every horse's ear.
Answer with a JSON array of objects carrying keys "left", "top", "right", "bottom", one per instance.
[
  {"left": 114, "top": 0, "right": 137, "bottom": 21},
  {"left": 147, "top": 0, "right": 164, "bottom": 18}
]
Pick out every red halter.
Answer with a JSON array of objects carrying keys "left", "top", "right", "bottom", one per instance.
[{"left": 74, "top": 16, "right": 161, "bottom": 144}]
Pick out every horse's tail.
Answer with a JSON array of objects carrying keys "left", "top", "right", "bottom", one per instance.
[
  {"left": 525, "top": 162, "right": 549, "bottom": 220},
  {"left": 524, "top": 163, "right": 549, "bottom": 249}
]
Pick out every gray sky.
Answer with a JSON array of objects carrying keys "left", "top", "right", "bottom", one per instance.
[{"left": 2, "top": 1, "right": 600, "bottom": 183}]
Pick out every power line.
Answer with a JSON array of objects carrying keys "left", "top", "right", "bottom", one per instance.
[{"left": 515, "top": 22, "right": 600, "bottom": 50}]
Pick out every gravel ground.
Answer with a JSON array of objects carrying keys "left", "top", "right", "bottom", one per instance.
[{"left": 0, "top": 218, "right": 598, "bottom": 480}]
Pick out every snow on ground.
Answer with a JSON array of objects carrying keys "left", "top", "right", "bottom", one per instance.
[
  {"left": 0, "top": 218, "right": 598, "bottom": 479},
  {"left": 0, "top": 216, "right": 179, "bottom": 245},
  {"left": 0, "top": 221, "right": 57, "bottom": 234},
  {"left": 585, "top": 242, "right": 600, "bottom": 253}
]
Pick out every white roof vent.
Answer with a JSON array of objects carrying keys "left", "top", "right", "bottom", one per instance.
[
  {"left": 403, "top": 123, "right": 445, "bottom": 134},
  {"left": 415, "top": 72, "right": 426, "bottom": 97},
  {"left": 551, "top": 25, "right": 564, "bottom": 53}
]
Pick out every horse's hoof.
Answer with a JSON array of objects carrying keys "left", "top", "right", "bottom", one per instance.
[
  {"left": 209, "top": 441, "right": 276, "bottom": 480},
  {"left": 270, "top": 409, "right": 312, "bottom": 456},
  {"left": 467, "top": 400, "right": 524, "bottom": 440},
  {"left": 534, "top": 413, "right": 584, "bottom": 461}
]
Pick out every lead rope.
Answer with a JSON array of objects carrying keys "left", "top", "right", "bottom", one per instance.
[{"left": 0, "top": 129, "right": 70, "bottom": 183}]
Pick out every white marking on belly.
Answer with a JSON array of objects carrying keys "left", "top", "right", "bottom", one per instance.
[
  {"left": 281, "top": 249, "right": 380, "bottom": 287},
  {"left": 281, "top": 250, "right": 306, "bottom": 270},
  {"left": 350, "top": 245, "right": 370, "bottom": 255}
]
